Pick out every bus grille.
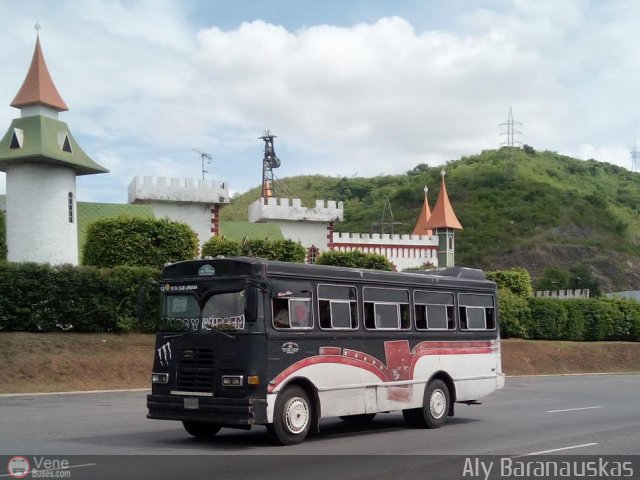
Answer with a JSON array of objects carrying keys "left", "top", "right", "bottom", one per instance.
[{"left": 177, "top": 348, "right": 214, "bottom": 392}]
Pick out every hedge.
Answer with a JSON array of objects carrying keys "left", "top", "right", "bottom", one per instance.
[
  {"left": 0, "top": 211, "right": 6, "bottom": 261},
  {"left": 316, "top": 250, "right": 394, "bottom": 271},
  {"left": 487, "top": 267, "right": 532, "bottom": 297},
  {"left": 83, "top": 216, "right": 199, "bottom": 268},
  {"left": 0, "top": 262, "right": 160, "bottom": 333},
  {"left": 516, "top": 297, "right": 640, "bottom": 341},
  {"left": 201, "top": 237, "right": 307, "bottom": 263}
]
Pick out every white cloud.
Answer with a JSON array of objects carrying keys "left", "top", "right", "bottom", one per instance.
[{"left": 1, "top": 0, "right": 640, "bottom": 200}]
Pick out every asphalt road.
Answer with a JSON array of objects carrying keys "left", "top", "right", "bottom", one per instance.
[{"left": 1, "top": 374, "right": 639, "bottom": 479}]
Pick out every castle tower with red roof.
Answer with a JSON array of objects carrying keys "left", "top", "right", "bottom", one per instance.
[{"left": 423, "top": 170, "right": 463, "bottom": 267}]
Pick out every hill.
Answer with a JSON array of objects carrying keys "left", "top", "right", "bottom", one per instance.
[{"left": 221, "top": 148, "right": 640, "bottom": 291}]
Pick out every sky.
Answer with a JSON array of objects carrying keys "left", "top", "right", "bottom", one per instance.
[{"left": 0, "top": 0, "right": 639, "bottom": 204}]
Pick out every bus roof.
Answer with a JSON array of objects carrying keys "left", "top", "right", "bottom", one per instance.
[{"left": 162, "top": 257, "right": 495, "bottom": 291}]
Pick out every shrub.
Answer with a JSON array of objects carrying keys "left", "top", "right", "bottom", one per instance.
[
  {"left": 0, "top": 211, "right": 7, "bottom": 260},
  {"left": 487, "top": 267, "right": 532, "bottom": 297},
  {"left": 526, "top": 298, "right": 567, "bottom": 339},
  {"left": 201, "top": 237, "right": 307, "bottom": 262},
  {"left": 0, "top": 211, "right": 6, "bottom": 260},
  {"left": 83, "top": 216, "right": 198, "bottom": 268},
  {"left": 316, "top": 250, "right": 394, "bottom": 271},
  {"left": 0, "top": 262, "right": 160, "bottom": 332},
  {"left": 201, "top": 236, "right": 242, "bottom": 257},
  {"left": 496, "top": 287, "right": 529, "bottom": 338}
]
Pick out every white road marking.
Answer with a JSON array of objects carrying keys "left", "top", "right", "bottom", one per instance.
[
  {"left": 0, "top": 463, "right": 97, "bottom": 478},
  {"left": 547, "top": 406, "right": 602, "bottom": 413},
  {"left": 0, "top": 388, "right": 149, "bottom": 398},
  {"left": 525, "top": 442, "right": 598, "bottom": 456}
]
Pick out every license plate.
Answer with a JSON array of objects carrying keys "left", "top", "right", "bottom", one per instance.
[{"left": 184, "top": 397, "right": 199, "bottom": 410}]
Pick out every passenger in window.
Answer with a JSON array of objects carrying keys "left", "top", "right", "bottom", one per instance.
[
  {"left": 273, "top": 302, "right": 289, "bottom": 328},
  {"left": 291, "top": 302, "right": 310, "bottom": 328}
]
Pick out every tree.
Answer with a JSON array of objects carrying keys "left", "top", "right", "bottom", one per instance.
[
  {"left": 534, "top": 266, "right": 571, "bottom": 291},
  {"left": 569, "top": 263, "right": 601, "bottom": 297}
]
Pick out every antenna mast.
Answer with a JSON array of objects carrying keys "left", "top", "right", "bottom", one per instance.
[
  {"left": 259, "top": 130, "right": 281, "bottom": 201},
  {"left": 192, "top": 148, "right": 212, "bottom": 180},
  {"left": 499, "top": 106, "right": 522, "bottom": 147}
]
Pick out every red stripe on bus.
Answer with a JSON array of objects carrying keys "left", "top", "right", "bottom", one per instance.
[
  {"left": 268, "top": 340, "right": 497, "bottom": 393},
  {"left": 268, "top": 355, "right": 390, "bottom": 392}
]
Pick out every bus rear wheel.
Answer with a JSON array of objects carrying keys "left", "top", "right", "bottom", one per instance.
[
  {"left": 182, "top": 421, "right": 222, "bottom": 439},
  {"left": 339, "top": 413, "right": 376, "bottom": 424},
  {"left": 403, "top": 379, "right": 450, "bottom": 429},
  {"left": 270, "top": 386, "right": 313, "bottom": 445}
]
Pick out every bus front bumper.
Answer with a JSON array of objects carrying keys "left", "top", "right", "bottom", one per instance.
[{"left": 147, "top": 394, "right": 268, "bottom": 427}]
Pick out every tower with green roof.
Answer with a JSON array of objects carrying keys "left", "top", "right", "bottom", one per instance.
[{"left": 0, "top": 34, "right": 107, "bottom": 265}]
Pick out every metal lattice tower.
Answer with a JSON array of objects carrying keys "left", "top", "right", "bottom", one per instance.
[
  {"left": 631, "top": 142, "right": 639, "bottom": 172},
  {"left": 371, "top": 196, "right": 404, "bottom": 235},
  {"left": 499, "top": 106, "right": 522, "bottom": 147},
  {"left": 259, "top": 131, "right": 281, "bottom": 200}
]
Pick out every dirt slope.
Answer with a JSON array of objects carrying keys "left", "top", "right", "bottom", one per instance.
[{"left": 0, "top": 333, "right": 638, "bottom": 394}]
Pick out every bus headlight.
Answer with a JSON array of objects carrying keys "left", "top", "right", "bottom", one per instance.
[
  {"left": 221, "top": 375, "right": 243, "bottom": 387},
  {"left": 152, "top": 373, "right": 169, "bottom": 384}
]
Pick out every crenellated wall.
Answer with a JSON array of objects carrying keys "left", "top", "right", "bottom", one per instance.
[
  {"left": 248, "top": 197, "right": 343, "bottom": 224},
  {"left": 248, "top": 197, "right": 344, "bottom": 250},
  {"left": 128, "top": 176, "right": 231, "bottom": 251},
  {"left": 330, "top": 232, "right": 439, "bottom": 270},
  {"left": 128, "top": 176, "right": 230, "bottom": 205}
]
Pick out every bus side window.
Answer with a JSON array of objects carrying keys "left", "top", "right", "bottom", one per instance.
[
  {"left": 273, "top": 299, "right": 290, "bottom": 328},
  {"left": 363, "top": 287, "right": 410, "bottom": 330},
  {"left": 317, "top": 284, "right": 358, "bottom": 330},
  {"left": 414, "top": 291, "right": 455, "bottom": 331},
  {"left": 458, "top": 293, "right": 495, "bottom": 331},
  {"left": 272, "top": 298, "right": 312, "bottom": 329}
]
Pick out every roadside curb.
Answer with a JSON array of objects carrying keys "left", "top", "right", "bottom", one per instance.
[
  {"left": 0, "top": 388, "right": 150, "bottom": 397},
  {"left": 507, "top": 371, "right": 640, "bottom": 378}
]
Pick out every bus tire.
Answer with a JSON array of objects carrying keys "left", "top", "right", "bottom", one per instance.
[
  {"left": 403, "top": 379, "right": 450, "bottom": 429},
  {"left": 270, "top": 386, "right": 312, "bottom": 445},
  {"left": 339, "top": 413, "right": 376, "bottom": 424},
  {"left": 423, "top": 379, "right": 450, "bottom": 428},
  {"left": 182, "top": 421, "right": 222, "bottom": 439}
]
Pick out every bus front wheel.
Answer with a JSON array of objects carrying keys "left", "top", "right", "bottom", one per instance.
[
  {"left": 270, "top": 386, "right": 313, "bottom": 445},
  {"left": 182, "top": 421, "right": 222, "bottom": 439},
  {"left": 403, "top": 379, "right": 450, "bottom": 429}
]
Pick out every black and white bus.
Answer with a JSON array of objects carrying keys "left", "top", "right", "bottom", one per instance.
[{"left": 147, "top": 257, "right": 505, "bottom": 445}]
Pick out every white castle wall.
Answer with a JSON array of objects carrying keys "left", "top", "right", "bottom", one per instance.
[
  {"left": 128, "top": 176, "right": 230, "bottom": 205},
  {"left": 6, "top": 164, "right": 78, "bottom": 265},
  {"left": 249, "top": 197, "right": 344, "bottom": 250},
  {"left": 144, "top": 201, "right": 213, "bottom": 250},
  {"left": 249, "top": 197, "right": 343, "bottom": 223},
  {"left": 331, "top": 232, "right": 439, "bottom": 271},
  {"left": 128, "top": 176, "right": 231, "bottom": 250}
]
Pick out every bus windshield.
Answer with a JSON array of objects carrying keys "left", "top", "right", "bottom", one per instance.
[{"left": 159, "top": 290, "right": 246, "bottom": 332}]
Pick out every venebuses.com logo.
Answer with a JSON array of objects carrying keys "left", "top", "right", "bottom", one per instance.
[{"left": 6, "top": 456, "right": 30, "bottom": 479}]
